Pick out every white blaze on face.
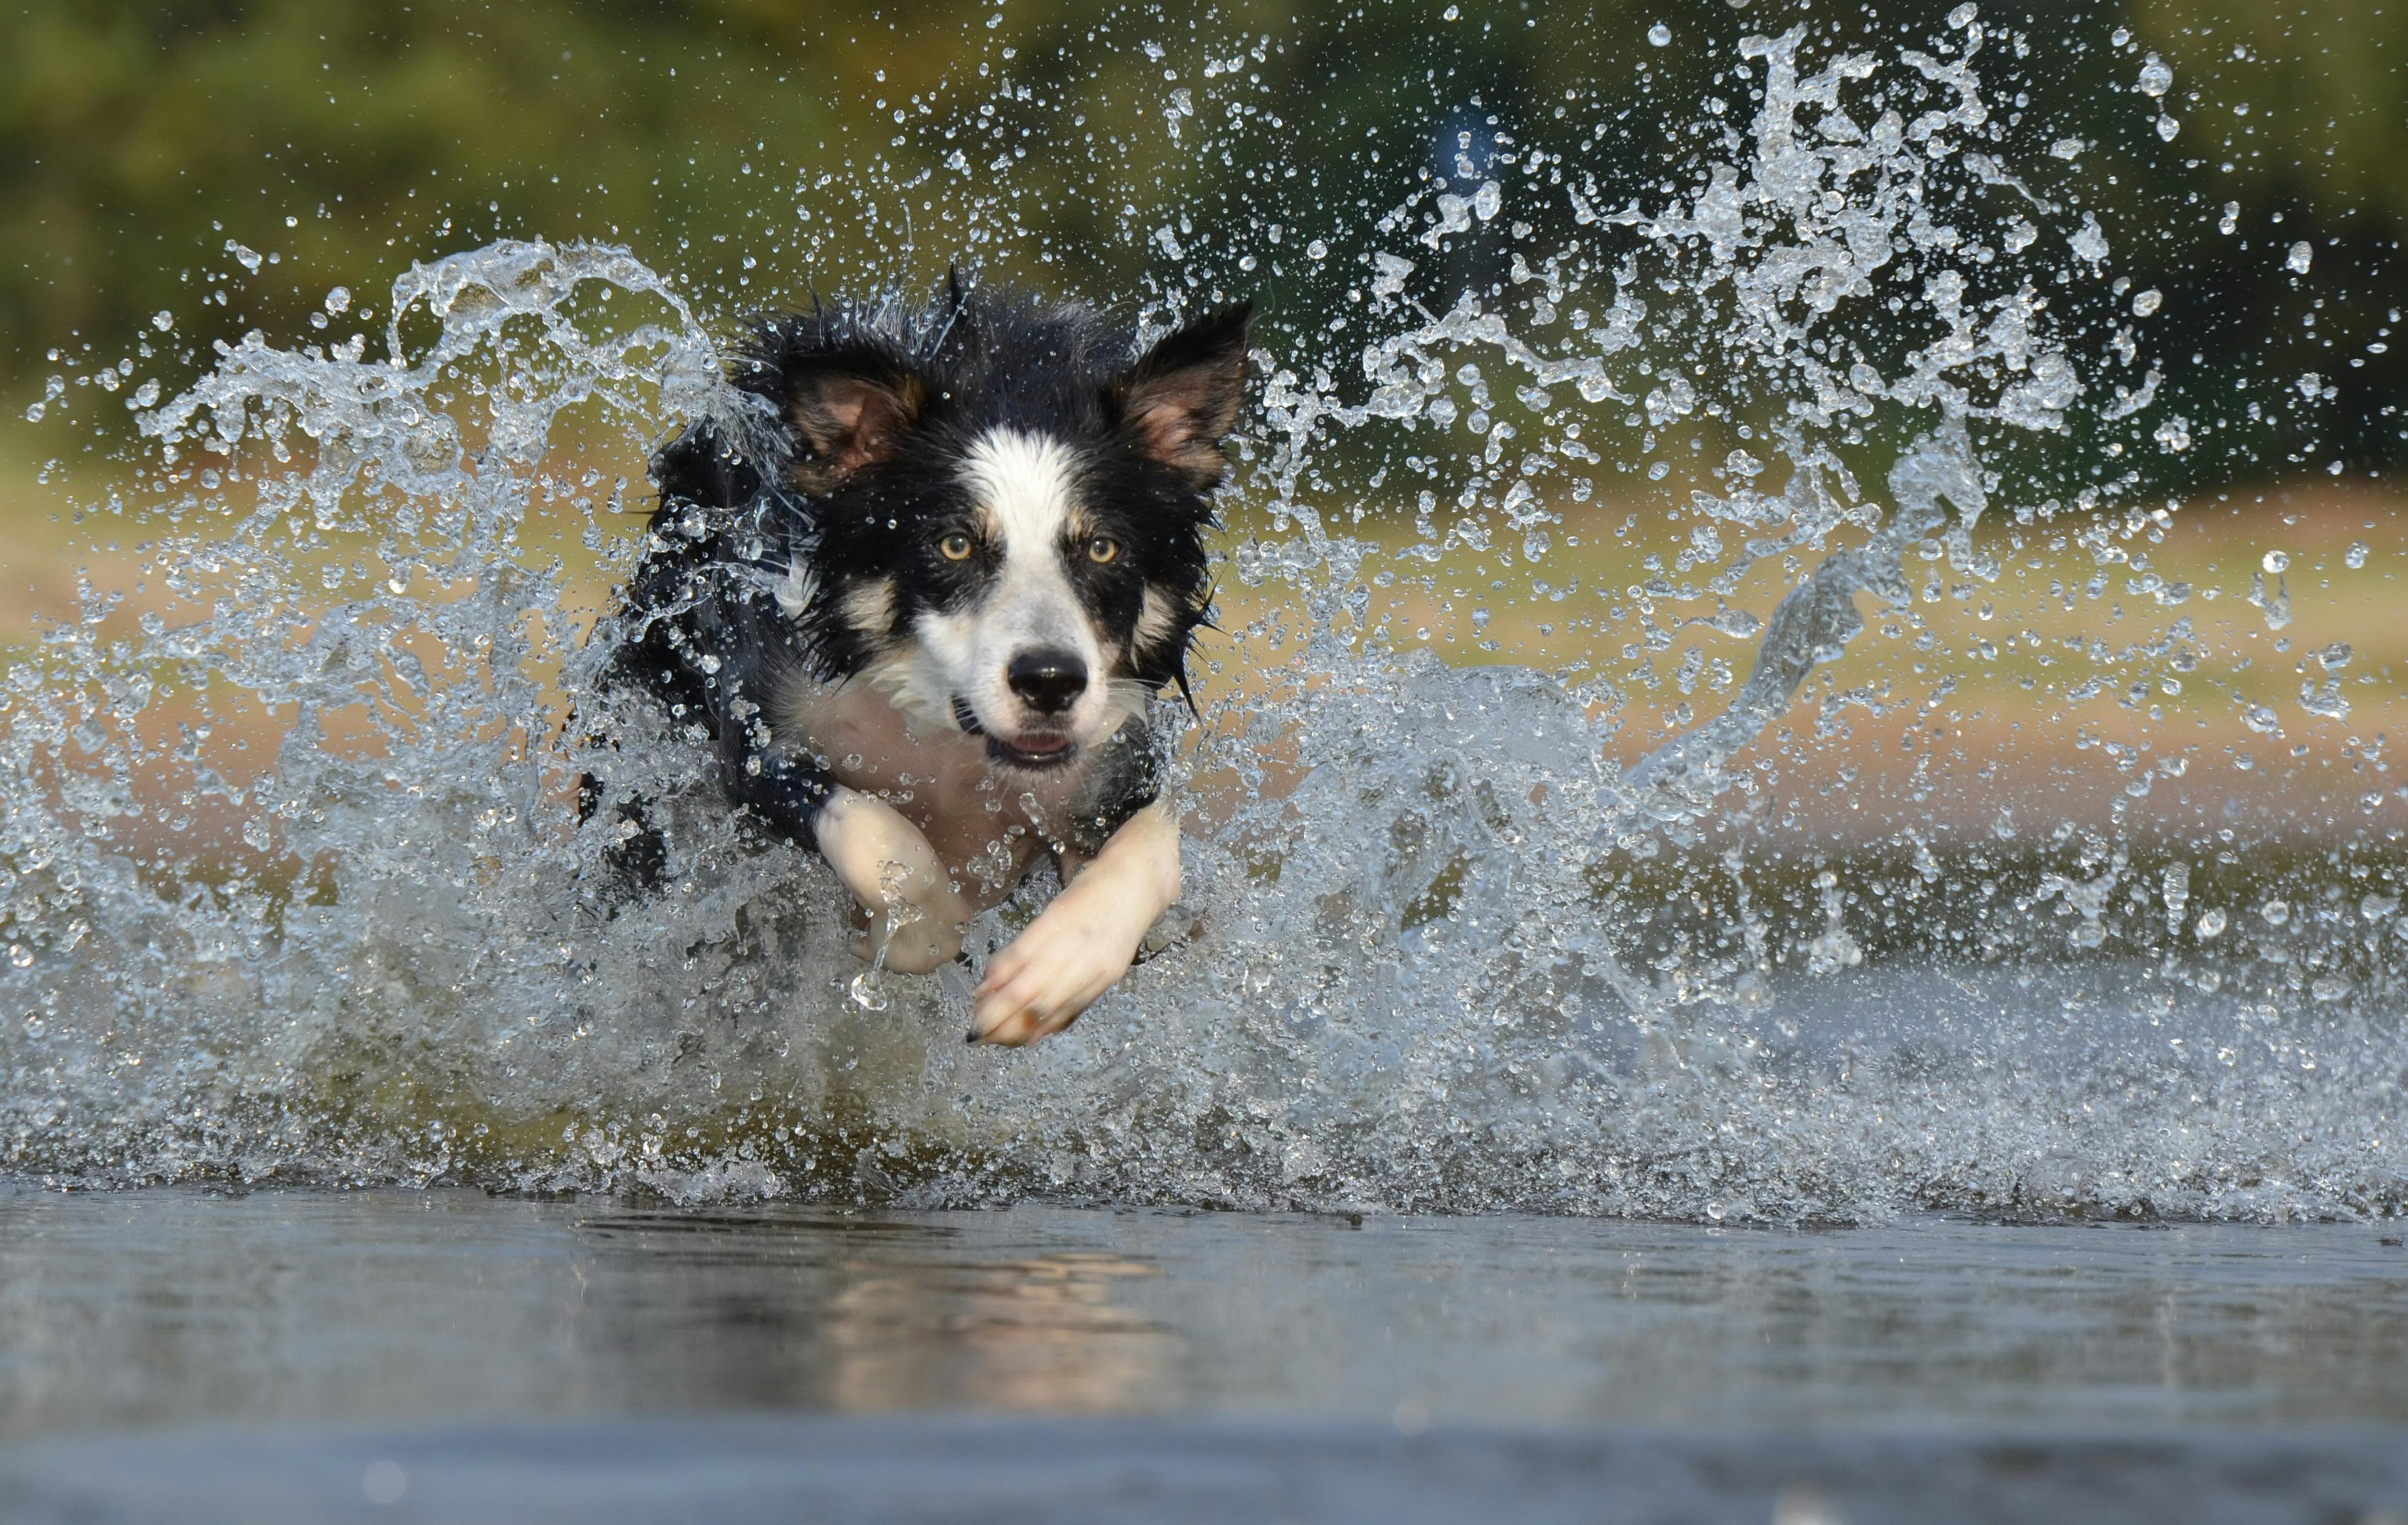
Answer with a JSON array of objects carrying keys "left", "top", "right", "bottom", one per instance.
[{"left": 909, "top": 427, "right": 1115, "bottom": 745}]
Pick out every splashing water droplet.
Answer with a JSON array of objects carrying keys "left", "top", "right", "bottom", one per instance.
[
  {"left": 2197, "top": 909, "right": 2228, "bottom": 939},
  {"left": 2344, "top": 541, "right": 2369, "bottom": 569},
  {"left": 2285, "top": 241, "right": 2314, "bottom": 274},
  {"left": 2137, "top": 54, "right": 2173, "bottom": 96},
  {"left": 2069, "top": 213, "right": 2110, "bottom": 266},
  {"left": 2261, "top": 900, "right": 2291, "bottom": 927},
  {"left": 2262, "top": 550, "right": 2290, "bottom": 574},
  {"left": 7, "top": 26, "right": 2405, "bottom": 1226}
]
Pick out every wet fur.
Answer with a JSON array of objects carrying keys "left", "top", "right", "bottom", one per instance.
[{"left": 586, "top": 280, "right": 1249, "bottom": 1039}]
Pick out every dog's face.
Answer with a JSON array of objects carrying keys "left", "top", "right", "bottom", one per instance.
[{"left": 753, "top": 296, "right": 1250, "bottom": 773}]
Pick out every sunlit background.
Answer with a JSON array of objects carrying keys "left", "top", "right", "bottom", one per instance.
[
  {"left": 2, "top": 0, "right": 2406, "bottom": 1211},
  {"left": 3, "top": 0, "right": 2401, "bottom": 848}
]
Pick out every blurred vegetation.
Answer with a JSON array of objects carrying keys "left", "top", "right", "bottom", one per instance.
[{"left": 1, "top": 0, "right": 2401, "bottom": 494}]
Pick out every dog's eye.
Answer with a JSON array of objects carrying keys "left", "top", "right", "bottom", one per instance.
[
  {"left": 1086, "top": 536, "right": 1120, "bottom": 565},
  {"left": 939, "top": 533, "right": 975, "bottom": 562}
]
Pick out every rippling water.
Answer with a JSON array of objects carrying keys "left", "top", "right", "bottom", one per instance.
[{"left": 2, "top": 14, "right": 2401, "bottom": 1223}]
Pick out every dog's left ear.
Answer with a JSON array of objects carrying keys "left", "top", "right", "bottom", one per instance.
[{"left": 1119, "top": 302, "right": 1253, "bottom": 490}]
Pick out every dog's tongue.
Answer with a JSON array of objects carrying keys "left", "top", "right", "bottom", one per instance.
[{"left": 1010, "top": 733, "right": 1070, "bottom": 755}]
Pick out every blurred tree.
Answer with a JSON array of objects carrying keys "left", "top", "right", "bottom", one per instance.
[{"left": 1, "top": 0, "right": 2400, "bottom": 488}]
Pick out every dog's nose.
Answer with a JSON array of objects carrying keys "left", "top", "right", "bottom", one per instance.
[{"left": 1006, "top": 649, "right": 1088, "bottom": 715}]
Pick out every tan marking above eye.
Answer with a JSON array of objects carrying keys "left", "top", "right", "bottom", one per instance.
[
  {"left": 940, "top": 532, "right": 975, "bottom": 561},
  {"left": 1086, "top": 535, "right": 1120, "bottom": 564}
]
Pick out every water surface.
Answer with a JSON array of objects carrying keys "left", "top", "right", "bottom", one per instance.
[{"left": 3, "top": 1188, "right": 2406, "bottom": 1521}]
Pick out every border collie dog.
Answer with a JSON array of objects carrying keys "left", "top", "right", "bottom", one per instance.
[{"left": 598, "top": 281, "right": 1250, "bottom": 1046}]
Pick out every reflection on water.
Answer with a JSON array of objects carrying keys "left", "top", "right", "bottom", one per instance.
[
  {"left": 4, "top": 1187, "right": 2408, "bottom": 1440},
  {"left": 821, "top": 1250, "right": 1174, "bottom": 1414}
]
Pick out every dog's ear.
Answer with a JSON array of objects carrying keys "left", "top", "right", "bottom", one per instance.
[
  {"left": 1120, "top": 302, "right": 1252, "bottom": 490},
  {"left": 782, "top": 355, "right": 927, "bottom": 483}
]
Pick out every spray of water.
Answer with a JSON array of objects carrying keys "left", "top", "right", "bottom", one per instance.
[{"left": 3, "top": 16, "right": 2401, "bottom": 1220}]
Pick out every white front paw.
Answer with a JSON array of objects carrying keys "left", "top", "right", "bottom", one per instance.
[{"left": 967, "top": 909, "right": 1140, "bottom": 1046}]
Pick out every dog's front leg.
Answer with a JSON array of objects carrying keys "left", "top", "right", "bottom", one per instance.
[
  {"left": 968, "top": 799, "right": 1181, "bottom": 1046},
  {"left": 814, "top": 786, "right": 970, "bottom": 975}
]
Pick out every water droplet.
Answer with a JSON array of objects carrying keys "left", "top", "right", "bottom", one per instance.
[
  {"left": 2241, "top": 705, "right": 2279, "bottom": 734},
  {"left": 2154, "top": 115, "right": 2181, "bottom": 141},
  {"left": 361, "top": 1460, "right": 408, "bottom": 1506},
  {"left": 2218, "top": 202, "right": 2241, "bottom": 235},
  {"left": 2344, "top": 541, "right": 2369, "bottom": 569},
  {"left": 325, "top": 286, "right": 352, "bottom": 315},
  {"left": 2285, "top": 241, "right": 2314, "bottom": 275},
  {"left": 2137, "top": 54, "right": 2173, "bottom": 96},
  {"left": 1647, "top": 21, "right": 1672, "bottom": 45},
  {"left": 1947, "top": 2, "right": 1979, "bottom": 26},
  {"left": 2196, "top": 909, "right": 2228, "bottom": 939},
  {"left": 1306, "top": 239, "right": 1329, "bottom": 260},
  {"left": 2069, "top": 213, "right": 2109, "bottom": 265},
  {"left": 151, "top": 310, "right": 175, "bottom": 332},
  {"left": 2131, "top": 289, "right": 2162, "bottom": 317},
  {"left": 2260, "top": 900, "right": 2290, "bottom": 927},
  {"left": 6, "top": 945, "right": 30, "bottom": 969},
  {"left": 2262, "top": 550, "right": 2289, "bottom": 574}
]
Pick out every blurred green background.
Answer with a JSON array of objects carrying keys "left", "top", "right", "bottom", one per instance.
[
  {"left": 3, "top": 0, "right": 2401, "bottom": 487},
  {"left": 0, "top": 0, "right": 2401, "bottom": 850}
]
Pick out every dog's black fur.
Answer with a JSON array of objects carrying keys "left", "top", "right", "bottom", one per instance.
[{"left": 586, "top": 281, "right": 1249, "bottom": 881}]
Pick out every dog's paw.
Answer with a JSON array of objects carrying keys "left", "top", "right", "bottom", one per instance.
[{"left": 966, "top": 907, "right": 1141, "bottom": 1046}]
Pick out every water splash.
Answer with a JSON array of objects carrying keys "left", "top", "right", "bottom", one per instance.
[{"left": 2, "top": 18, "right": 2401, "bottom": 1222}]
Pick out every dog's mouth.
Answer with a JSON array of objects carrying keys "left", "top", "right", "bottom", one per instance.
[
  {"left": 986, "top": 732, "right": 1078, "bottom": 769},
  {"left": 952, "top": 697, "right": 1078, "bottom": 770}
]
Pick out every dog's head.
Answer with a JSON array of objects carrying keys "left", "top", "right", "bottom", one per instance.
[{"left": 724, "top": 287, "right": 1250, "bottom": 772}]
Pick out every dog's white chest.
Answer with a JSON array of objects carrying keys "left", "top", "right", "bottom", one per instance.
[{"left": 776, "top": 675, "right": 1089, "bottom": 904}]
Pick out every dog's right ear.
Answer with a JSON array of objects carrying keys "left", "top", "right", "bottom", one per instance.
[{"left": 780, "top": 354, "right": 928, "bottom": 485}]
